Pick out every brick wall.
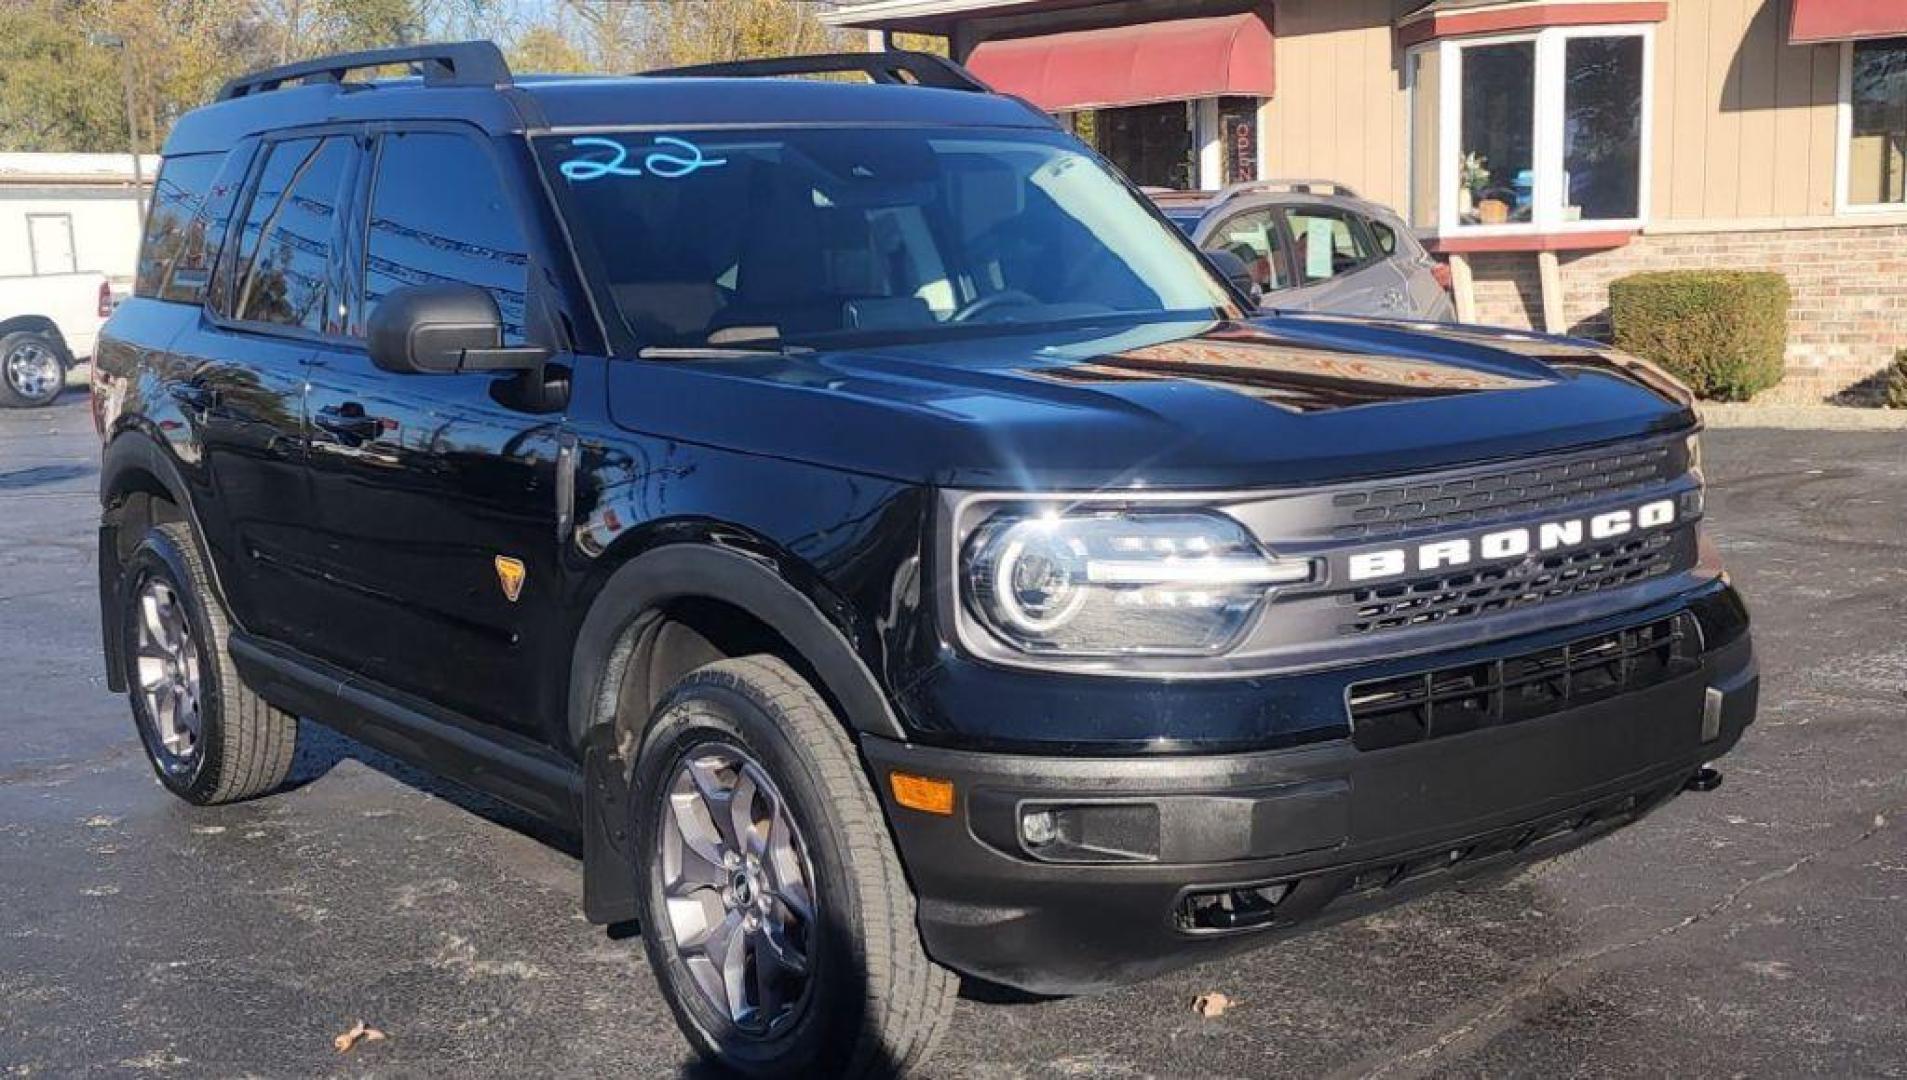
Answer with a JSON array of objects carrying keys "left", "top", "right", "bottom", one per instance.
[{"left": 1463, "top": 224, "right": 1907, "bottom": 403}]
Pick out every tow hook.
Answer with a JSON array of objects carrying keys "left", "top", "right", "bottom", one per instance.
[{"left": 1685, "top": 765, "right": 1724, "bottom": 793}]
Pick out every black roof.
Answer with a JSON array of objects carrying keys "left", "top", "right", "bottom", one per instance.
[{"left": 165, "top": 66, "right": 1053, "bottom": 157}]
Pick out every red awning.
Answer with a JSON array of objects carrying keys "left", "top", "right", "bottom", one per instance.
[
  {"left": 966, "top": 13, "right": 1275, "bottom": 113},
  {"left": 1790, "top": 0, "right": 1907, "bottom": 42}
]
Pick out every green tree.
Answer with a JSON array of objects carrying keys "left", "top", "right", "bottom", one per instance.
[{"left": 0, "top": 2, "right": 123, "bottom": 152}]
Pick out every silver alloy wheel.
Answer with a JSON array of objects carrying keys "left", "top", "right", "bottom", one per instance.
[
  {"left": 4, "top": 341, "right": 61, "bottom": 401},
  {"left": 660, "top": 741, "right": 818, "bottom": 1036},
  {"left": 134, "top": 578, "right": 203, "bottom": 771}
]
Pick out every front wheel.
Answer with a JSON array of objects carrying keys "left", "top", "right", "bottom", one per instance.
[
  {"left": 631, "top": 656, "right": 955, "bottom": 1077},
  {"left": 0, "top": 331, "right": 67, "bottom": 408},
  {"left": 119, "top": 522, "right": 298, "bottom": 804}
]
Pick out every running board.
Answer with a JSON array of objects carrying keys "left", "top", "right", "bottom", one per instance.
[{"left": 228, "top": 633, "right": 583, "bottom": 830}]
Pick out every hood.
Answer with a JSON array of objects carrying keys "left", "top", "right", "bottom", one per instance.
[{"left": 603, "top": 314, "right": 1698, "bottom": 490}]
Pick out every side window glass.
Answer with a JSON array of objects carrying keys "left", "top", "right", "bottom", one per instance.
[
  {"left": 363, "top": 131, "right": 530, "bottom": 343},
  {"left": 134, "top": 154, "right": 221, "bottom": 299},
  {"left": 158, "top": 146, "right": 253, "bottom": 306},
  {"left": 1369, "top": 219, "right": 1399, "bottom": 256},
  {"left": 236, "top": 137, "right": 350, "bottom": 332},
  {"left": 1207, "top": 208, "right": 1287, "bottom": 292},
  {"left": 1282, "top": 206, "right": 1375, "bottom": 284}
]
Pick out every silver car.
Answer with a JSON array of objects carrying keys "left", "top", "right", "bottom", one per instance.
[{"left": 1151, "top": 180, "right": 1457, "bottom": 321}]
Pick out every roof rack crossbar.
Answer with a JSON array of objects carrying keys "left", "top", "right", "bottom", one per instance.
[
  {"left": 641, "top": 51, "right": 991, "bottom": 94},
  {"left": 215, "top": 41, "right": 512, "bottom": 102}
]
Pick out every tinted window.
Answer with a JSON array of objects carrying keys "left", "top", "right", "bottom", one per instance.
[
  {"left": 539, "top": 127, "right": 1229, "bottom": 348},
  {"left": 1281, "top": 206, "right": 1375, "bottom": 284},
  {"left": 1207, "top": 209, "right": 1287, "bottom": 291},
  {"left": 134, "top": 154, "right": 221, "bottom": 299},
  {"left": 150, "top": 149, "right": 253, "bottom": 305},
  {"left": 233, "top": 137, "right": 350, "bottom": 331},
  {"left": 363, "top": 132, "right": 530, "bottom": 342}
]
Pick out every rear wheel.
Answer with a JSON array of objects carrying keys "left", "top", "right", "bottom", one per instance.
[
  {"left": 631, "top": 656, "right": 955, "bottom": 1077},
  {"left": 120, "top": 522, "right": 298, "bottom": 804},
  {"left": 0, "top": 331, "right": 67, "bottom": 408}
]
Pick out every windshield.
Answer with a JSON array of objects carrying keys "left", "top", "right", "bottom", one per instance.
[{"left": 536, "top": 127, "right": 1234, "bottom": 350}]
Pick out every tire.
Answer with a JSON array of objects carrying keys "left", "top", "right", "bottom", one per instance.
[
  {"left": 120, "top": 521, "right": 298, "bottom": 804},
  {"left": 630, "top": 656, "right": 956, "bottom": 1078},
  {"left": 0, "top": 330, "right": 68, "bottom": 408}
]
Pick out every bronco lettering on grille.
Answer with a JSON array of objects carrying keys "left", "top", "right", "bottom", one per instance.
[{"left": 1345, "top": 498, "right": 1679, "bottom": 583}]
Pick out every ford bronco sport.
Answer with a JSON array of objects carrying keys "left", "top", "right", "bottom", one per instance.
[{"left": 94, "top": 43, "right": 1757, "bottom": 1077}]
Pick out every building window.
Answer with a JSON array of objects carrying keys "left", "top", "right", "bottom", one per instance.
[
  {"left": 1414, "top": 26, "right": 1650, "bottom": 234},
  {"left": 1846, "top": 38, "right": 1907, "bottom": 209}
]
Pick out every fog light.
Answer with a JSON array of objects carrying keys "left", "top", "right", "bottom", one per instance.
[{"left": 1020, "top": 809, "right": 1059, "bottom": 847}]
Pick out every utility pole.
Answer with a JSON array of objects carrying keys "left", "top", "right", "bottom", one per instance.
[{"left": 88, "top": 32, "right": 146, "bottom": 228}]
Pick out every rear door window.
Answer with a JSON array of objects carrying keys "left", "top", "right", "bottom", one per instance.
[
  {"left": 360, "top": 130, "right": 530, "bottom": 343},
  {"left": 1207, "top": 208, "right": 1288, "bottom": 292},
  {"left": 231, "top": 136, "right": 353, "bottom": 333},
  {"left": 1279, "top": 205, "right": 1378, "bottom": 285}
]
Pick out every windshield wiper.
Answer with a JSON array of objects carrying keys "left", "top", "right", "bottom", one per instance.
[
  {"left": 637, "top": 344, "right": 808, "bottom": 359},
  {"left": 637, "top": 325, "right": 814, "bottom": 360}
]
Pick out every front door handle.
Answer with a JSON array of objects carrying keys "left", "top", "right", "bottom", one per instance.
[{"left": 313, "top": 403, "right": 384, "bottom": 443}]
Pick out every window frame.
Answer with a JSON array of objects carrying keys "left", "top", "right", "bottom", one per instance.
[
  {"left": 1835, "top": 38, "right": 1907, "bottom": 215},
  {"left": 207, "top": 125, "right": 364, "bottom": 348},
  {"left": 1412, "top": 23, "right": 1654, "bottom": 238}
]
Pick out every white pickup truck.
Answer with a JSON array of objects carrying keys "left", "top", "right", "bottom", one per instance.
[{"left": 0, "top": 271, "right": 112, "bottom": 408}]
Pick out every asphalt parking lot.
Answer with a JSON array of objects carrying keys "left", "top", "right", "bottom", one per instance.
[{"left": 2, "top": 393, "right": 1903, "bottom": 1078}]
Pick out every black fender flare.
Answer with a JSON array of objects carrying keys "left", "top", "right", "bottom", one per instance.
[
  {"left": 97, "top": 429, "right": 221, "bottom": 692},
  {"left": 566, "top": 543, "right": 908, "bottom": 749}
]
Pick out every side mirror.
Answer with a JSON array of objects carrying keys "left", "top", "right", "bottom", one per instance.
[
  {"left": 366, "top": 284, "right": 548, "bottom": 376},
  {"left": 1203, "top": 248, "right": 1262, "bottom": 305}
]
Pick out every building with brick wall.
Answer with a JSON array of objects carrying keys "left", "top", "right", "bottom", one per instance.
[{"left": 825, "top": 0, "right": 1907, "bottom": 401}]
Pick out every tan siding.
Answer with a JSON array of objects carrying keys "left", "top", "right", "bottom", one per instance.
[
  {"left": 1260, "top": 0, "right": 1408, "bottom": 208},
  {"left": 1654, "top": 0, "right": 1840, "bottom": 221}
]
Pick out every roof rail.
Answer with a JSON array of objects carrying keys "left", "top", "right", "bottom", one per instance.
[
  {"left": 1216, "top": 178, "right": 1363, "bottom": 202},
  {"left": 215, "top": 41, "right": 512, "bottom": 102},
  {"left": 641, "top": 50, "right": 992, "bottom": 93}
]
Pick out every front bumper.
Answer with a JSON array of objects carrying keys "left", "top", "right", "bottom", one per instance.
[{"left": 866, "top": 601, "right": 1757, "bottom": 996}]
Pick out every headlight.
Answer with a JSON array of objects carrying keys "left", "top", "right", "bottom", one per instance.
[{"left": 962, "top": 510, "right": 1313, "bottom": 657}]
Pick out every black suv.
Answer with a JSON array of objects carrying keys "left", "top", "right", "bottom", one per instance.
[{"left": 94, "top": 43, "right": 1757, "bottom": 1077}]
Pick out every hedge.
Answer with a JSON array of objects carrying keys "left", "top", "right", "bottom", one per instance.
[
  {"left": 1888, "top": 348, "right": 1907, "bottom": 410},
  {"left": 1607, "top": 270, "right": 1790, "bottom": 401}
]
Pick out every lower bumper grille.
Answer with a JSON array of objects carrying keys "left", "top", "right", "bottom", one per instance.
[
  {"left": 1173, "top": 772, "right": 1686, "bottom": 935},
  {"left": 1346, "top": 613, "right": 1700, "bottom": 752}
]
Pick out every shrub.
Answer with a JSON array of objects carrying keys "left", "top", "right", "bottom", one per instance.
[
  {"left": 1608, "top": 270, "right": 1790, "bottom": 401},
  {"left": 1888, "top": 348, "right": 1907, "bottom": 410}
]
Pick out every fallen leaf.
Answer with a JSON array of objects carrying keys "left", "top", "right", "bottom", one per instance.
[
  {"left": 333, "top": 1020, "right": 387, "bottom": 1054},
  {"left": 1192, "top": 992, "right": 1233, "bottom": 1018}
]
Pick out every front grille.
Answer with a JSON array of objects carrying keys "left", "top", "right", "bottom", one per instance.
[
  {"left": 1336, "top": 530, "right": 1682, "bottom": 637},
  {"left": 1325, "top": 443, "right": 1677, "bottom": 540},
  {"left": 1345, "top": 613, "right": 1699, "bottom": 752}
]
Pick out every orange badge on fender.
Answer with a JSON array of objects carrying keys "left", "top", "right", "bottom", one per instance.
[{"left": 494, "top": 556, "right": 527, "bottom": 602}]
